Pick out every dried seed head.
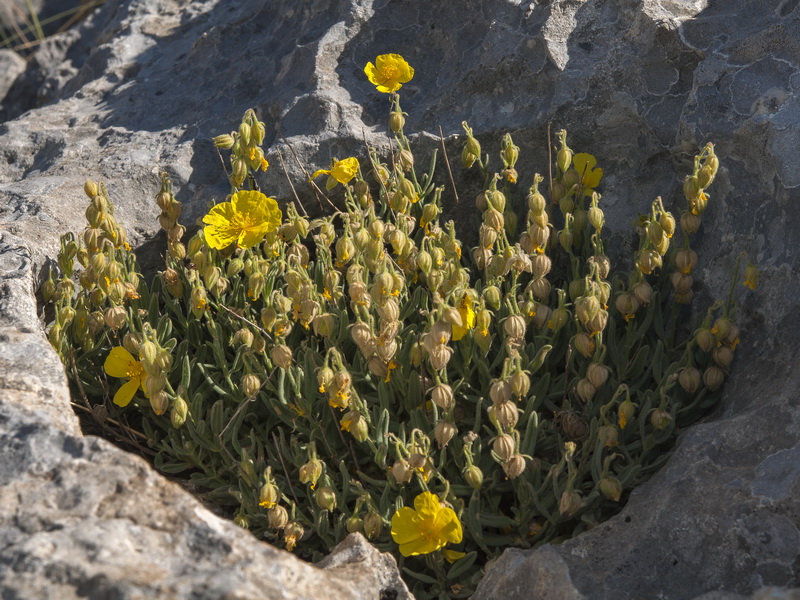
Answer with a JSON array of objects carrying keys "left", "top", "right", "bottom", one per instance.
[
  {"left": 573, "top": 332, "right": 595, "bottom": 358},
  {"left": 650, "top": 408, "right": 673, "bottom": 430},
  {"left": 268, "top": 505, "right": 289, "bottom": 530},
  {"left": 271, "top": 344, "right": 293, "bottom": 369},
  {"left": 391, "top": 458, "right": 412, "bottom": 484},
  {"left": 576, "top": 378, "right": 597, "bottom": 403},
  {"left": 434, "top": 421, "right": 458, "bottom": 448},
  {"left": 431, "top": 384, "right": 455, "bottom": 411},
  {"left": 488, "top": 401, "right": 519, "bottom": 429},
  {"left": 241, "top": 373, "right": 261, "bottom": 397},
  {"left": 599, "top": 477, "right": 622, "bottom": 502},
  {"left": 363, "top": 512, "right": 383, "bottom": 539},
  {"left": 559, "top": 490, "right": 582, "bottom": 516},
  {"left": 504, "top": 314, "right": 527, "bottom": 340},
  {"left": 587, "top": 363, "right": 610, "bottom": 388}
]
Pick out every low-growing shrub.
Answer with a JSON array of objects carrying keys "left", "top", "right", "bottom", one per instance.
[{"left": 42, "top": 54, "right": 755, "bottom": 598}]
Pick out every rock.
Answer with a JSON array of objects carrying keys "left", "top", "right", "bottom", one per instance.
[
  {"left": 0, "top": 0, "right": 798, "bottom": 598},
  {"left": 0, "top": 50, "right": 26, "bottom": 108}
]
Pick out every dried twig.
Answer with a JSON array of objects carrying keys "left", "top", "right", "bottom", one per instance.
[
  {"left": 439, "top": 126, "right": 459, "bottom": 204},
  {"left": 276, "top": 147, "right": 308, "bottom": 216}
]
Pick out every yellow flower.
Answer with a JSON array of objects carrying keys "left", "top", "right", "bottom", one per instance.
[
  {"left": 202, "top": 190, "right": 282, "bottom": 250},
  {"left": 310, "top": 157, "right": 360, "bottom": 190},
  {"left": 103, "top": 346, "right": 148, "bottom": 407},
  {"left": 391, "top": 491, "right": 463, "bottom": 557},
  {"left": 444, "top": 549, "right": 466, "bottom": 563},
  {"left": 572, "top": 153, "right": 603, "bottom": 192},
  {"left": 364, "top": 54, "right": 414, "bottom": 93},
  {"left": 451, "top": 294, "right": 476, "bottom": 341}
]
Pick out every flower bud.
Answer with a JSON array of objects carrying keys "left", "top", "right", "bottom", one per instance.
[
  {"left": 493, "top": 434, "right": 516, "bottom": 462},
  {"left": 587, "top": 363, "right": 610, "bottom": 388},
  {"left": 104, "top": 306, "right": 127, "bottom": 330},
  {"left": 678, "top": 367, "right": 701, "bottom": 394},
  {"left": 675, "top": 249, "right": 698, "bottom": 275},
  {"left": 712, "top": 345, "right": 734, "bottom": 368},
  {"left": 599, "top": 477, "right": 622, "bottom": 502},
  {"left": 149, "top": 390, "right": 170, "bottom": 415},
  {"left": 650, "top": 408, "right": 673, "bottom": 430},
  {"left": 588, "top": 206, "right": 605, "bottom": 230},
  {"left": 559, "top": 490, "right": 582, "bottom": 516},
  {"left": 680, "top": 210, "right": 701, "bottom": 236},
  {"left": 576, "top": 378, "right": 597, "bottom": 403},
  {"left": 431, "top": 384, "right": 455, "bottom": 411},
  {"left": 268, "top": 505, "right": 289, "bottom": 530},
  {"left": 683, "top": 175, "right": 701, "bottom": 200},
  {"left": 434, "top": 421, "right": 458, "bottom": 448},
  {"left": 463, "top": 465, "right": 483, "bottom": 490},
  {"left": 259, "top": 482, "right": 279, "bottom": 508},
  {"left": 617, "top": 399, "right": 635, "bottom": 429},
  {"left": 503, "top": 454, "right": 526, "bottom": 479},
  {"left": 363, "top": 512, "right": 382, "bottom": 539},
  {"left": 170, "top": 395, "right": 188, "bottom": 428},
  {"left": 488, "top": 401, "right": 519, "bottom": 429},
  {"left": 241, "top": 373, "right": 261, "bottom": 398},
  {"left": 637, "top": 248, "right": 662, "bottom": 275},
  {"left": 389, "top": 110, "right": 405, "bottom": 133},
  {"left": 283, "top": 522, "right": 304, "bottom": 552},
  {"left": 213, "top": 133, "right": 235, "bottom": 149},
  {"left": 597, "top": 425, "right": 619, "bottom": 448},
  {"left": 314, "top": 485, "right": 337, "bottom": 512},
  {"left": 695, "top": 328, "right": 715, "bottom": 352},
  {"left": 510, "top": 371, "right": 531, "bottom": 398},
  {"left": 573, "top": 332, "right": 595, "bottom": 358},
  {"left": 503, "top": 315, "right": 527, "bottom": 340},
  {"left": 391, "top": 458, "right": 412, "bottom": 484},
  {"left": 346, "top": 516, "right": 363, "bottom": 533},
  {"left": 271, "top": 344, "right": 293, "bottom": 369}
]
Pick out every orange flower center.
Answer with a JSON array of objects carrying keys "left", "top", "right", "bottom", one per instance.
[{"left": 126, "top": 361, "right": 145, "bottom": 380}]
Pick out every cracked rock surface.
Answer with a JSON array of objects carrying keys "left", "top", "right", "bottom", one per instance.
[{"left": 0, "top": 0, "right": 798, "bottom": 598}]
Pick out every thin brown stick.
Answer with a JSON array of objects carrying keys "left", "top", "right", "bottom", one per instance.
[
  {"left": 439, "top": 126, "right": 459, "bottom": 204},
  {"left": 272, "top": 431, "right": 300, "bottom": 507},
  {"left": 216, "top": 302, "right": 273, "bottom": 341},
  {"left": 276, "top": 148, "right": 308, "bottom": 217},
  {"left": 547, "top": 121, "right": 554, "bottom": 203},
  {"left": 361, "top": 129, "right": 389, "bottom": 200},
  {"left": 70, "top": 402, "right": 151, "bottom": 443},
  {"left": 275, "top": 125, "right": 336, "bottom": 212}
]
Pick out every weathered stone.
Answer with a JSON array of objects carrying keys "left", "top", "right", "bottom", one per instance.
[
  {"left": 0, "top": 50, "right": 26, "bottom": 108},
  {"left": 0, "top": 0, "right": 798, "bottom": 598}
]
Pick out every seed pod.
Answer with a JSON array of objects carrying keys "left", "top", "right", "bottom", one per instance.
[
  {"left": 484, "top": 208, "right": 504, "bottom": 232},
  {"left": 503, "top": 454, "right": 527, "bottom": 479},
  {"left": 659, "top": 211, "right": 676, "bottom": 238},
  {"left": 637, "top": 248, "right": 662, "bottom": 275},
  {"left": 679, "top": 367, "right": 701, "bottom": 393},
  {"left": 557, "top": 145, "right": 572, "bottom": 173},
  {"left": 389, "top": 110, "right": 405, "bottom": 133},
  {"left": 588, "top": 206, "right": 605, "bottom": 230},
  {"left": 529, "top": 277, "right": 551, "bottom": 300},
  {"left": 493, "top": 434, "right": 516, "bottom": 462}
]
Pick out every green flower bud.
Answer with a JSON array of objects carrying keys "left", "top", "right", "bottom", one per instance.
[
  {"left": 464, "top": 464, "right": 483, "bottom": 490},
  {"left": 346, "top": 515, "right": 363, "bottom": 533},
  {"left": 650, "top": 408, "right": 673, "bottom": 430},
  {"left": 314, "top": 485, "right": 337, "bottom": 512},
  {"left": 599, "top": 477, "right": 622, "bottom": 502},
  {"left": 363, "top": 512, "right": 383, "bottom": 540},
  {"left": 170, "top": 395, "right": 188, "bottom": 428}
]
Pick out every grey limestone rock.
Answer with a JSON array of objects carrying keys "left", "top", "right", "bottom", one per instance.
[{"left": 0, "top": 0, "right": 799, "bottom": 598}]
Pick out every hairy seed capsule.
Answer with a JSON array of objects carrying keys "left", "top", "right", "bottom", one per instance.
[
  {"left": 573, "top": 333, "right": 595, "bottom": 358},
  {"left": 464, "top": 464, "right": 484, "bottom": 490},
  {"left": 434, "top": 421, "right": 458, "bottom": 448},
  {"left": 704, "top": 367, "right": 725, "bottom": 391},
  {"left": 503, "top": 454, "right": 527, "bottom": 479}
]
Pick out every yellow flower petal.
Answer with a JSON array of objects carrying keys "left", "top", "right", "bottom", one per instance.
[
  {"left": 310, "top": 168, "right": 331, "bottom": 181},
  {"left": 444, "top": 550, "right": 466, "bottom": 563},
  {"left": 572, "top": 153, "right": 603, "bottom": 189},
  {"left": 365, "top": 54, "right": 414, "bottom": 93},
  {"left": 391, "top": 507, "right": 422, "bottom": 545},
  {"left": 103, "top": 346, "right": 137, "bottom": 378},
  {"left": 113, "top": 377, "right": 140, "bottom": 407},
  {"left": 202, "top": 191, "right": 282, "bottom": 250},
  {"left": 330, "top": 157, "right": 360, "bottom": 184}
]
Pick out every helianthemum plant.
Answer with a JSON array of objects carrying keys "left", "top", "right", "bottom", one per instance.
[{"left": 42, "top": 53, "right": 755, "bottom": 599}]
